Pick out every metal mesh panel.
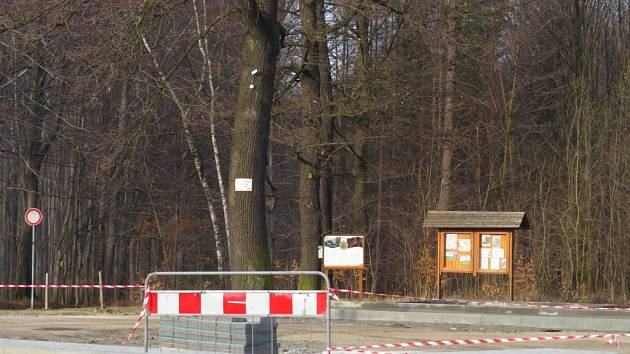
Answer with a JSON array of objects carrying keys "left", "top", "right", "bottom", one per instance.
[{"left": 159, "top": 316, "right": 277, "bottom": 353}]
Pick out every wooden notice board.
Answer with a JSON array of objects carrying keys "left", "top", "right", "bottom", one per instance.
[
  {"left": 424, "top": 210, "right": 527, "bottom": 301},
  {"left": 322, "top": 234, "right": 366, "bottom": 297}
]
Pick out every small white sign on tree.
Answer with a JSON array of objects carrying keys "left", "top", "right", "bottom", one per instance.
[{"left": 234, "top": 178, "right": 253, "bottom": 191}]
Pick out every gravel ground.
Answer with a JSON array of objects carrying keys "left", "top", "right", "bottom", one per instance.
[{"left": 0, "top": 308, "right": 624, "bottom": 353}]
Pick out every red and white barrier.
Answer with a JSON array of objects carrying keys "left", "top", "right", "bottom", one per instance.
[
  {"left": 0, "top": 284, "right": 143, "bottom": 289},
  {"left": 148, "top": 290, "right": 327, "bottom": 317},
  {"left": 328, "top": 332, "right": 628, "bottom": 353}
]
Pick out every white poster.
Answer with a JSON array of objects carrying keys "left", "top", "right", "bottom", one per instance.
[
  {"left": 458, "top": 238, "right": 471, "bottom": 252},
  {"left": 480, "top": 257, "right": 489, "bottom": 270},
  {"left": 480, "top": 248, "right": 492, "bottom": 258},
  {"left": 445, "top": 234, "right": 458, "bottom": 250},
  {"left": 492, "top": 248, "right": 505, "bottom": 258},
  {"left": 323, "top": 235, "right": 364, "bottom": 267},
  {"left": 490, "top": 257, "right": 501, "bottom": 270}
]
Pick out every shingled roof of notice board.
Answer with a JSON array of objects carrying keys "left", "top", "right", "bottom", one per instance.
[{"left": 422, "top": 211, "right": 529, "bottom": 229}]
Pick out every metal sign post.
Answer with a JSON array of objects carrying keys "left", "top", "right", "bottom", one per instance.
[{"left": 24, "top": 208, "right": 43, "bottom": 310}]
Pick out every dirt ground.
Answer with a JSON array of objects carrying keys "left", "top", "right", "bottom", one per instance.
[{"left": 0, "top": 307, "right": 626, "bottom": 353}]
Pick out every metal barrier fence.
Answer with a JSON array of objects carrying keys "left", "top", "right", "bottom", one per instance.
[{"left": 143, "top": 271, "right": 331, "bottom": 353}]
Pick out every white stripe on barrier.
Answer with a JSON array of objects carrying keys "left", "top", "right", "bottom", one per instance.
[
  {"left": 294, "top": 292, "right": 317, "bottom": 316},
  {"left": 247, "top": 292, "right": 270, "bottom": 315},
  {"left": 201, "top": 291, "right": 223, "bottom": 315}
]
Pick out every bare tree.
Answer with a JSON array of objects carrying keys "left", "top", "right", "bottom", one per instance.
[{"left": 228, "top": 0, "right": 283, "bottom": 289}]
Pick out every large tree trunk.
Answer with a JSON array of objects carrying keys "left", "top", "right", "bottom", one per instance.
[
  {"left": 102, "top": 80, "right": 128, "bottom": 284},
  {"left": 437, "top": 0, "right": 457, "bottom": 211},
  {"left": 228, "top": 0, "right": 282, "bottom": 289},
  {"left": 318, "top": 0, "right": 334, "bottom": 236},
  {"left": 297, "top": 0, "right": 323, "bottom": 290},
  {"left": 352, "top": 3, "right": 370, "bottom": 232}
]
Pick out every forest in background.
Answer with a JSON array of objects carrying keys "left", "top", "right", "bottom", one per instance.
[{"left": 0, "top": 0, "right": 628, "bottom": 305}]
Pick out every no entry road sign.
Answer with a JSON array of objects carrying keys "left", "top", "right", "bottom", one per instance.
[{"left": 24, "top": 208, "right": 43, "bottom": 226}]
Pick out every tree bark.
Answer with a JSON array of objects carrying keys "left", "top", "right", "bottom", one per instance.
[
  {"left": 297, "top": 0, "right": 323, "bottom": 290},
  {"left": 318, "top": 0, "right": 334, "bottom": 236},
  {"left": 437, "top": 0, "right": 457, "bottom": 211},
  {"left": 228, "top": 0, "right": 282, "bottom": 289},
  {"left": 352, "top": 2, "right": 370, "bottom": 232},
  {"left": 102, "top": 79, "right": 128, "bottom": 284}
]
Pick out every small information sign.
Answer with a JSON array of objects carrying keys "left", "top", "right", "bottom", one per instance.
[
  {"left": 323, "top": 235, "right": 364, "bottom": 268},
  {"left": 234, "top": 178, "right": 253, "bottom": 191}
]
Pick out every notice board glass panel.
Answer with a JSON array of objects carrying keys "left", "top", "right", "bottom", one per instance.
[
  {"left": 477, "top": 232, "right": 510, "bottom": 274},
  {"left": 441, "top": 232, "right": 473, "bottom": 272}
]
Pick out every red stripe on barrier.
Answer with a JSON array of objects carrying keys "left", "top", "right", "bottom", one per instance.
[
  {"left": 223, "top": 292, "right": 246, "bottom": 314},
  {"left": 270, "top": 293, "right": 293, "bottom": 315},
  {"left": 317, "top": 292, "right": 327, "bottom": 315},
  {"left": 148, "top": 292, "right": 158, "bottom": 314},
  {"left": 179, "top": 292, "right": 201, "bottom": 314}
]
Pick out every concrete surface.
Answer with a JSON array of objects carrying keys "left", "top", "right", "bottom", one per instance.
[
  {"left": 331, "top": 301, "right": 630, "bottom": 331},
  {"left": 0, "top": 339, "right": 156, "bottom": 353}
]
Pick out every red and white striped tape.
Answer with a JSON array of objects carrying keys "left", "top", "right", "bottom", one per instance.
[
  {"left": 148, "top": 290, "right": 327, "bottom": 317},
  {"left": 331, "top": 289, "right": 417, "bottom": 299},
  {"left": 0, "top": 284, "right": 143, "bottom": 289},
  {"left": 122, "top": 287, "right": 151, "bottom": 345},
  {"left": 331, "top": 288, "right": 630, "bottom": 312},
  {"left": 328, "top": 333, "right": 629, "bottom": 353},
  {"left": 484, "top": 302, "right": 630, "bottom": 312}
]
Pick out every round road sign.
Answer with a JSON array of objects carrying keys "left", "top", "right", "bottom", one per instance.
[{"left": 25, "top": 208, "right": 43, "bottom": 226}]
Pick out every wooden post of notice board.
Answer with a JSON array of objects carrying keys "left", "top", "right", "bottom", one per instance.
[
  {"left": 435, "top": 235, "right": 444, "bottom": 299},
  {"left": 509, "top": 233, "right": 514, "bottom": 301},
  {"left": 357, "top": 267, "right": 364, "bottom": 299}
]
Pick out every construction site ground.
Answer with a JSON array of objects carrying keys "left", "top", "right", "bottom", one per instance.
[{"left": 0, "top": 306, "right": 626, "bottom": 353}]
